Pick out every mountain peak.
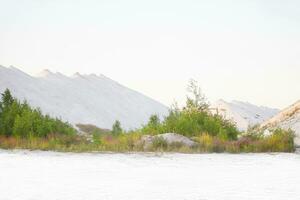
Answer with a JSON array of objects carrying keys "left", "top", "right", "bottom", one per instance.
[
  {"left": 88, "top": 73, "right": 98, "bottom": 77},
  {"left": 37, "top": 69, "right": 54, "bottom": 77},
  {"left": 36, "top": 69, "right": 67, "bottom": 80},
  {"left": 82, "top": 73, "right": 99, "bottom": 79},
  {"left": 9, "top": 65, "right": 21, "bottom": 71},
  {"left": 72, "top": 72, "right": 84, "bottom": 78}
]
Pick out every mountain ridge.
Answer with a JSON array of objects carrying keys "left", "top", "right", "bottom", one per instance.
[{"left": 0, "top": 65, "right": 169, "bottom": 130}]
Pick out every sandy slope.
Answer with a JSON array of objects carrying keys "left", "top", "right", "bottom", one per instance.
[
  {"left": 0, "top": 65, "right": 168, "bottom": 129},
  {"left": 212, "top": 99, "right": 279, "bottom": 131}
]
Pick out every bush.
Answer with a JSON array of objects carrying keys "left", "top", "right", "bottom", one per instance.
[
  {"left": 257, "top": 129, "right": 295, "bottom": 152},
  {"left": 193, "top": 133, "right": 214, "bottom": 151},
  {"left": 140, "top": 80, "right": 239, "bottom": 140}
]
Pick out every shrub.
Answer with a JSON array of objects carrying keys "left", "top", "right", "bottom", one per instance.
[
  {"left": 140, "top": 81, "right": 240, "bottom": 140},
  {"left": 193, "top": 133, "right": 214, "bottom": 151},
  {"left": 258, "top": 129, "right": 295, "bottom": 152}
]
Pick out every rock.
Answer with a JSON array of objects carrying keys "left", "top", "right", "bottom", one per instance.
[
  {"left": 140, "top": 133, "right": 197, "bottom": 150},
  {"left": 158, "top": 133, "right": 196, "bottom": 146},
  {"left": 140, "top": 135, "right": 154, "bottom": 150}
]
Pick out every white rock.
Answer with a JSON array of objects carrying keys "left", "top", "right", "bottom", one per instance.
[{"left": 140, "top": 133, "right": 197, "bottom": 149}]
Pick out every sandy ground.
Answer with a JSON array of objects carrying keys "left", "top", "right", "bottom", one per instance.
[{"left": 0, "top": 150, "right": 300, "bottom": 200}]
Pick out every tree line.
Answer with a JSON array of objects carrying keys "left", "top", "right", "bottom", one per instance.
[{"left": 0, "top": 89, "right": 76, "bottom": 138}]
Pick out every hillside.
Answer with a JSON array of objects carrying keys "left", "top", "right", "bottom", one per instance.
[
  {"left": 0, "top": 65, "right": 168, "bottom": 129},
  {"left": 211, "top": 100, "right": 279, "bottom": 131},
  {"left": 261, "top": 100, "right": 300, "bottom": 146}
]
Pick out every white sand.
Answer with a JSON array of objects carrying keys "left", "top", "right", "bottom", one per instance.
[{"left": 0, "top": 150, "right": 299, "bottom": 200}]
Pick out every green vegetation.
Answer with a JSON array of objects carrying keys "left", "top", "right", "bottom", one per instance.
[
  {"left": 0, "top": 128, "right": 294, "bottom": 153},
  {"left": 0, "top": 89, "right": 76, "bottom": 138},
  {"left": 0, "top": 86, "right": 296, "bottom": 153},
  {"left": 112, "top": 120, "right": 123, "bottom": 135},
  {"left": 140, "top": 80, "right": 239, "bottom": 140},
  {"left": 192, "top": 129, "right": 295, "bottom": 153}
]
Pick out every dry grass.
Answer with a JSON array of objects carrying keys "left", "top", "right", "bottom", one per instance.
[{"left": 0, "top": 129, "right": 295, "bottom": 153}]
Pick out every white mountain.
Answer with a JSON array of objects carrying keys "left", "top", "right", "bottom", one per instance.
[
  {"left": 261, "top": 100, "right": 300, "bottom": 146},
  {"left": 211, "top": 99, "right": 279, "bottom": 131},
  {"left": 0, "top": 65, "right": 169, "bottom": 130}
]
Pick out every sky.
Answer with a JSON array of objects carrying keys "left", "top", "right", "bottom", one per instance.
[{"left": 1, "top": 0, "right": 300, "bottom": 109}]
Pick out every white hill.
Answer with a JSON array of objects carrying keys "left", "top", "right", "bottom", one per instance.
[
  {"left": 0, "top": 65, "right": 169, "bottom": 130},
  {"left": 261, "top": 100, "right": 300, "bottom": 146},
  {"left": 211, "top": 100, "right": 279, "bottom": 131}
]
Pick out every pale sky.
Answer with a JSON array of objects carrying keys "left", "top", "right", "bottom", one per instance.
[{"left": 1, "top": 0, "right": 300, "bottom": 109}]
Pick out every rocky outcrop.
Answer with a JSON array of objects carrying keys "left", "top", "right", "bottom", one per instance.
[{"left": 140, "top": 133, "right": 197, "bottom": 150}]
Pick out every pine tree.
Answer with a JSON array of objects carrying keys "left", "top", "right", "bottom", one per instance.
[
  {"left": 0, "top": 89, "right": 19, "bottom": 136},
  {"left": 112, "top": 120, "right": 122, "bottom": 135},
  {"left": 145, "top": 114, "right": 161, "bottom": 134},
  {"left": 148, "top": 115, "right": 160, "bottom": 127},
  {"left": 1, "top": 89, "right": 14, "bottom": 109}
]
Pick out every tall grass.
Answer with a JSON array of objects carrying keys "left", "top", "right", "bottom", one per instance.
[
  {"left": 0, "top": 128, "right": 294, "bottom": 153},
  {"left": 193, "top": 128, "right": 295, "bottom": 153}
]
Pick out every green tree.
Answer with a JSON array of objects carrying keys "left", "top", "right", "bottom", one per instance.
[
  {"left": 0, "top": 89, "right": 76, "bottom": 138},
  {"left": 148, "top": 114, "right": 160, "bottom": 127},
  {"left": 112, "top": 120, "right": 122, "bottom": 135},
  {"left": 0, "top": 96, "right": 21, "bottom": 136},
  {"left": 185, "top": 79, "right": 209, "bottom": 112},
  {"left": 1, "top": 89, "right": 14, "bottom": 109},
  {"left": 0, "top": 89, "right": 15, "bottom": 135},
  {"left": 141, "top": 114, "right": 162, "bottom": 135}
]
